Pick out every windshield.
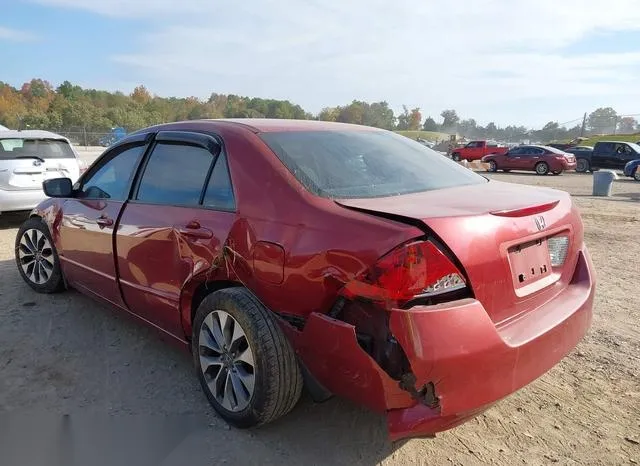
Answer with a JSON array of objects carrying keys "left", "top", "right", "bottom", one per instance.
[
  {"left": 0, "top": 138, "right": 76, "bottom": 160},
  {"left": 260, "top": 130, "right": 487, "bottom": 199}
]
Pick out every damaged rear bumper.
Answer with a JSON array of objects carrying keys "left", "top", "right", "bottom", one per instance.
[{"left": 294, "top": 249, "right": 595, "bottom": 442}]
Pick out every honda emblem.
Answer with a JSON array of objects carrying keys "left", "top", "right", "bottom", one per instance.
[{"left": 534, "top": 215, "right": 546, "bottom": 231}]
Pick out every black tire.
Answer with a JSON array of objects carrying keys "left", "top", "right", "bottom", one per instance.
[
  {"left": 14, "top": 217, "right": 65, "bottom": 294},
  {"left": 634, "top": 168, "right": 640, "bottom": 181},
  {"left": 576, "top": 158, "right": 590, "bottom": 173},
  {"left": 535, "top": 162, "right": 550, "bottom": 175},
  {"left": 487, "top": 160, "right": 498, "bottom": 172},
  {"left": 192, "top": 287, "right": 302, "bottom": 429},
  {"left": 451, "top": 153, "right": 461, "bottom": 162}
]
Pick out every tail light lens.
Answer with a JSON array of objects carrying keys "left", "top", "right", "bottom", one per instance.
[
  {"left": 548, "top": 235, "right": 569, "bottom": 267},
  {"left": 342, "top": 239, "right": 467, "bottom": 306}
]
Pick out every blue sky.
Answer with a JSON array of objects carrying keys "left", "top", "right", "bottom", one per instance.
[{"left": 2, "top": 0, "right": 640, "bottom": 128}]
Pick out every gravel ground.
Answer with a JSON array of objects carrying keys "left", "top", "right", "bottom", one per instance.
[{"left": 0, "top": 172, "right": 638, "bottom": 465}]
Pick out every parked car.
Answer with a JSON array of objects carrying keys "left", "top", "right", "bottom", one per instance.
[
  {"left": 565, "top": 146, "right": 594, "bottom": 173},
  {"left": 15, "top": 119, "right": 595, "bottom": 441},
  {"left": 623, "top": 159, "right": 640, "bottom": 181},
  {"left": 482, "top": 145, "right": 577, "bottom": 175},
  {"left": 450, "top": 140, "right": 509, "bottom": 162},
  {"left": 1, "top": 130, "right": 85, "bottom": 215},
  {"left": 590, "top": 141, "right": 640, "bottom": 171}
]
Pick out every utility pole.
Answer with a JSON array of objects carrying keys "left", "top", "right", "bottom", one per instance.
[{"left": 580, "top": 112, "right": 587, "bottom": 137}]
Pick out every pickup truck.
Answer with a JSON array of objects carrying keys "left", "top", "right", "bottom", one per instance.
[
  {"left": 589, "top": 141, "right": 640, "bottom": 172},
  {"left": 450, "top": 140, "right": 509, "bottom": 162}
]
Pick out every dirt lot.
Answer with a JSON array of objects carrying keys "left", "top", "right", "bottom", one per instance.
[{"left": 0, "top": 172, "right": 638, "bottom": 465}]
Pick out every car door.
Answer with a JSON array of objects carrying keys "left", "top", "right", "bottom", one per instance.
[
  {"left": 619, "top": 144, "right": 639, "bottom": 167},
  {"left": 115, "top": 131, "right": 237, "bottom": 336},
  {"left": 526, "top": 147, "right": 546, "bottom": 170},
  {"left": 508, "top": 146, "right": 532, "bottom": 170},
  {"left": 501, "top": 147, "right": 521, "bottom": 169},
  {"left": 57, "top": 136, "right": 149, "bottom": 307}
]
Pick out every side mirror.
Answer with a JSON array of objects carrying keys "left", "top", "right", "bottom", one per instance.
[{"left": 43, "top": 177, "right": 73, "bottom": 198}]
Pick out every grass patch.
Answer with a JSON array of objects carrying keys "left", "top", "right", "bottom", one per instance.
[
  {"left": 583, "top": 133, "right": 640, "bottom": 146},
  {"left": 395, "top": 130, "right": 450, "bottom": 141}
]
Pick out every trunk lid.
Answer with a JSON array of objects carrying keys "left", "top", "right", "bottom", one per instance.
[{"left": 336, "top": 180, "right": 583, "bottom": 324}]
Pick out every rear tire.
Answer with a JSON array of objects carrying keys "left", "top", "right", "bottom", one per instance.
[
  {"left": 487, "top": 160, "right": 498, "bottom": 172},
  {"left": 535, "top": 162, "right": 550, "bottom": 175},
  {"left": 192, "top": 288, "right": 303, "bottom": 429},
  {"left": 451, "top": 153, "right": 461, "bottom": 162},
  {"left": 576, "top": 158, "right": 590, "bottom": 173},
  {"left": 14, "top": 217, "right": 65, "bottom": 294}
]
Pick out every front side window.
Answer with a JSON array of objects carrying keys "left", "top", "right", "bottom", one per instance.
[
  {"left": 0, "top": 138, "right": 76, "bottom": 160},
  {"left": 80, "top": 144, "right": 145, "bottom": 200},
  {"left": 136, "top": 143, "right": 214, "bottom": 206},
  {"left": 260, "top": 130, "right": 486, "bottom": 199}
]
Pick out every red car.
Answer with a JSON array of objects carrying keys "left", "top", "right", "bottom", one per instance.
[
  {"left": 482, "top": 145, "right": 577, "bottom": 175},
  {"left": 15, "top": 119, "right": 594, "bottom": 441}
]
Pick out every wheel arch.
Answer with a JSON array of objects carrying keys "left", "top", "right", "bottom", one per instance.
[{"left": 180, "top": 278, "right": 244, "bottom": 340}]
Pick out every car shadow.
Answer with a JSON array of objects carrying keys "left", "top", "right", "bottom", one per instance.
[
  {"left": 0, "top": 258, "right": 409, "bottom": 465},
  {"left": 0, "top": 211, "right": 29, "bottom": 231}
]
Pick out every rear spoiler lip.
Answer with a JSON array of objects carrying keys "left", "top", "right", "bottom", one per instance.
[{"left": 490, "top": 200, "right": 560, "bottom": 218}]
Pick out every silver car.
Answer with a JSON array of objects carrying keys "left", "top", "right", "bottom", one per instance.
[{"left": 0, "top": 130, "right": 85, "bottom": 214}]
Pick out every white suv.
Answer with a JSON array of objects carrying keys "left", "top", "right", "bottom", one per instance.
[{"left": 0, "top": 130, "right": 85, "bottom": 214}]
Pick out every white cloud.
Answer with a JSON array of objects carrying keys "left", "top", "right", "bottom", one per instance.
[
  {"left": 0, "top": 26, "right": 37, "bottom": 42},
  {"left": 32, "top": 0, "right": 640, "bottom": 126}
]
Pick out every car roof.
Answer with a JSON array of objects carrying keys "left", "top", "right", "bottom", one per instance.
[
  {"left": 0, "top": 129, "right": 69, "bottom": 141},
  {"left": 595, "top": 140, "right": 633, "bottom": 144},
  {"left": 194, "top": 118, "right": 383, "bottom": 133}
]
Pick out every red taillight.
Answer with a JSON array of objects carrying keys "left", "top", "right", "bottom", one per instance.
[{"left": 342, "top": 239, "right": 467, "bottom": 305}]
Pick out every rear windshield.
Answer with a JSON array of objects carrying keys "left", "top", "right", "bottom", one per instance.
[
  {"left": 260, "top": 130, "right": 486, "bottom": 199},
  {"left": 0, "top": 138, "right": 76, "bottom": 160}
]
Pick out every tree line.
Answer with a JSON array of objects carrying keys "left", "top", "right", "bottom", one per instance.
[{"left": 1, "top": 79, "right": 638, "bottom": 144}]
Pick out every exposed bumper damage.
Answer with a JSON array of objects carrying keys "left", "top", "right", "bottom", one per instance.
[{"left": 293, "top": 250, "right": 595, "bottom": 442}]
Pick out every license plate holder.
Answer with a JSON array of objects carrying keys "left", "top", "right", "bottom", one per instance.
[{"left": 508, "top": 238, "right": 552, "bottom": 291}]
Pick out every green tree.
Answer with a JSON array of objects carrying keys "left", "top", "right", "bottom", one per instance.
[
  {"left": 422, "top": 116, "right": 438, "bottom": 131},
  {"left": 587, "top": 107, "right": 617, "bottom": 134},
  {"left": 440, "top": 109, "right": 459, "bottom": 129}
]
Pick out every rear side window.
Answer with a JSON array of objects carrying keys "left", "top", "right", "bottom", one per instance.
[
  {"left": 202, "top": 153, "right": 235, "bottom": 211},
  {"left": 136, "top": 143, "right": 213, "bottom": 206},
  {"left": 596, "top": 142, "right": 615, "bottom": 153},
  {"left": 260, "top": 130, "right": 486, "bottom": 199},
  {"left": 0, "top": 138, "right": 76, "bottom": 160}
]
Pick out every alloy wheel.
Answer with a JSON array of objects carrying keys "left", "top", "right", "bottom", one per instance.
[
  {"left": 17, "top": 228, "right": 55, "bottom": 285},
  {"left": 198, "top": 310, "right": 256, "bottom": 412}
]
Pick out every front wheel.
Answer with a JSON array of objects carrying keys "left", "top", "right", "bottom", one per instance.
[
  {"left": 634, "top": 169, "right": 640, "bottom": 181},
  {"left": 14, "top": 217, "right": 65, "bottom": 293},
  {"left": 451, "top": 153, "right": 461, "bottom": 162},
  {"left": 487, "top": 160, "right": 498, "bottom": 172},
  {"left": 193, "top": 288, "right": 303, "bottom": 429},
  {"left": 535, "top": 162, "right": 550, "bottom": 175}
]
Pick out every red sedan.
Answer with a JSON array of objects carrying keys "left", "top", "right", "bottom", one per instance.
[
  {"left": 15, "top": 120, "right": 594, "bottom": 441},
  {"left": 482, "top": 145, "right": 577, "bottom": 175}
]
